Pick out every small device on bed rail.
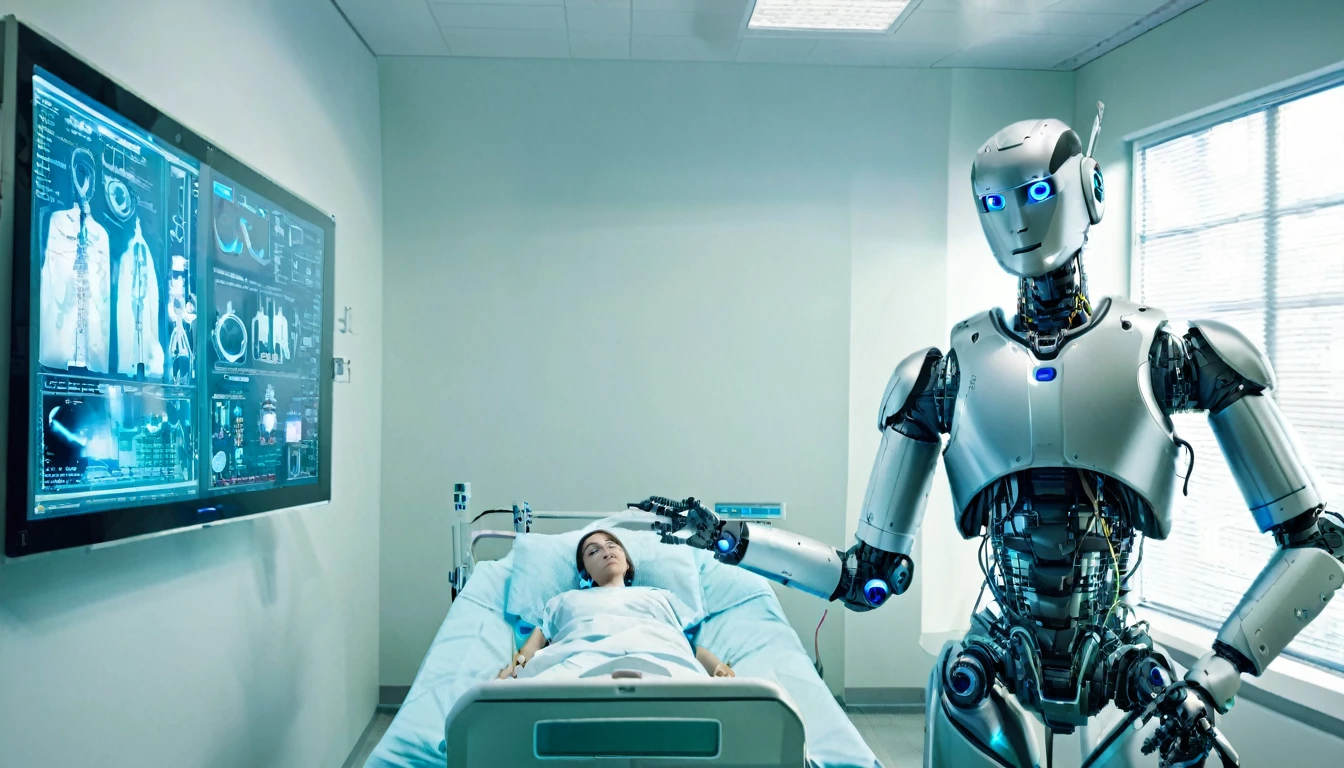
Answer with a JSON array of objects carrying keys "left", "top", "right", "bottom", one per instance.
[{"left": 715, "top": 502, "right": 785, "bottom": 521}]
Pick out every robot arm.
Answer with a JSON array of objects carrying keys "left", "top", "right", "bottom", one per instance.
[
  {"left": 639, "top": 348, "right": 948, "bottom": 612},
  {"left": 1183, "top": 320, "right": 1343, "bottom": 698}
]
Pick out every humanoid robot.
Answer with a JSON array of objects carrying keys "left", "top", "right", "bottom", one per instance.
[{"left": 640, "top": 108, "right": 1344, "bottom": 768}]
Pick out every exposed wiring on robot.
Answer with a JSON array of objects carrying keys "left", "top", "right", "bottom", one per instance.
[{"left": 813, "top": 609, "right": 827, "bottom": 678}]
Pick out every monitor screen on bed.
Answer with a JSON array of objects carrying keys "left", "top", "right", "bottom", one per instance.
[{"left": 3, "top": 19, "right": 335, "bottom": 558}]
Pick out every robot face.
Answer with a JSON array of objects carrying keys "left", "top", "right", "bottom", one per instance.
[{"left": 972, "top": 119, "right": 1092, "bottom": 278}]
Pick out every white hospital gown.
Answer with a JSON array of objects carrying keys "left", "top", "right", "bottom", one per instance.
[{"left": 518, "top": 586, "right": 706, "bottom": 681}]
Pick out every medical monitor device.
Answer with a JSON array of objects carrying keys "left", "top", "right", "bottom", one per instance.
[{"left": 2, "top": 18, "right": 335, "bottom": 558}]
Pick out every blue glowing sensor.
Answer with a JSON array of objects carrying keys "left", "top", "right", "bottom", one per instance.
[
  {"left": 1093, "top": 169, "right": 1105, "bottom": 202},
  {"left": 714, "top": 532, "right": 737, "bottom": 554},
  {"left": 863, "top": 578, "right": 890, "bottom": 606},
  {"left": 1027, "top": 180, "right": 1053, "bottom": 203},
  {"left": 1150, "top": 666, "right": 1167, "bottom": 686},
  {"left": 1035, "top": 367, "right": 1057, "bottom": 382},
  {"left": 982, "top": 194, "right": 1005, "bottom": 212}
]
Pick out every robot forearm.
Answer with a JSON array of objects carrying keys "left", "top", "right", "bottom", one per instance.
[
  {"left": 1203, "top": 390, "right": 1343, "bottom": 680},
  {"left": 713, "top": 520, "right": 845, "bottom": 599}
]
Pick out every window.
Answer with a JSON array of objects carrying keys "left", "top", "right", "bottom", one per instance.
[{"left": 1133, "top": 77, "right": 1344, "bottom": 674}]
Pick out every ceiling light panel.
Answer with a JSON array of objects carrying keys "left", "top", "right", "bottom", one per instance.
[{"left": 748, "top": 0, "right": 911, "bottom": 32}]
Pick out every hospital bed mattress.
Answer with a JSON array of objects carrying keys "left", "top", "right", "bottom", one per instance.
[{"left": 364, "top": 554, "right": 882, "bottom": 768}]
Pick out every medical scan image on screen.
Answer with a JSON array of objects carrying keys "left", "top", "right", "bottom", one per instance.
[
  {"left": 29, "top": 67, "right": 201, "bottom": 519},
  {"left": 205, "top": 172, "right": 323, "bottom": 493}
]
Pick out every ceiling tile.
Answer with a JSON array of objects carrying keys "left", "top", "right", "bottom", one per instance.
[
  {"left": 631, "top": 34, "right": 738, "bottom": 61},
  {"left": 933, "top": 32, "right": 1096, "bottom": 69},
  {"left": 336, "top": 0, "right": 449, "bottom": 56},
  {"left": 633, "top": 10, "right": 743, "bottom": 38},
  {"left": 434, "top": 0, "right": 562, "bottom": 5},
  {"left": 894, "top": 7, "right": 1037, "bottom": 44},
  {"left": 569, "top": 32, "right": 632, "bottom": 58},
  {"left": 567, "top": 6, "right": 631, "bottom": 33},
  {"left": 431, "top": 3, "right": 568, "bottom": 30},
  {"left": 634, "top": 0, "right": 751, "bottom": 15},
  {"left": 442, "top": 28, "right": 572, "bottom": 57},
  {"left": 1041, "top": 0, "right": 1174, "bottom": 14},
  {"left": 1034, "top": 11, "right": 1142, "bottom": 37},
  {"left": 735, "top": 37, "right": 817, "bottom": 64},
  {"left": 919, "top": 0, "right": 1059, "bottom": 12},
  {"left": 565, "top": 0, "right": 629, "bottom": 8}
]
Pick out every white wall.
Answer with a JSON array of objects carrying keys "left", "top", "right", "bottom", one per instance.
[
  {"left": 379, "top": 56, "right": 970, "bottom": 696},
  {"left": 379, "top": 56, "right": 1081, "bottom": 699},
  {"left": 1076, "top": 0, "right": 1344, "bottom": 298},
  {"left": 0, "top": 2, "right": 383, "bottom": 767}
]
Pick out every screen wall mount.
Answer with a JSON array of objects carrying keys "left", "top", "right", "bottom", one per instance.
[{"left": 2, "top": 17, "right": 335, "bottom": 558}]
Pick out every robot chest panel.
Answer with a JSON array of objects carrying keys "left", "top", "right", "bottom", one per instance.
[{"left": 942, "top": 302, "right": 1180, "bottom": 529}]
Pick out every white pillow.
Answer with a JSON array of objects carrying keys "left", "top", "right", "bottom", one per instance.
[{"left": 504, "top": 512, "right": 707, "bottom": 629}]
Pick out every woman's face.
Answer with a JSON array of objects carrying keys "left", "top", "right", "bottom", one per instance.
[{"left": 581, "top": 532, "right": 628, "bottom": 586}]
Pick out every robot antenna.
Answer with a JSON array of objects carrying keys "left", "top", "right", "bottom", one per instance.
[{"left": 1086, "top": 101, "right": 1105, "bottom": 158}]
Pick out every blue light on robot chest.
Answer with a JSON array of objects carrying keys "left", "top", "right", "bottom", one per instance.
[{"left": 1034, "top": 367, "right": 1057, "bottom": 382}]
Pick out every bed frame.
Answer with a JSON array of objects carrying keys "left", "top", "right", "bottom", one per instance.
[{"left": 443, "top": 498, "right": 809, "bottom": 767}]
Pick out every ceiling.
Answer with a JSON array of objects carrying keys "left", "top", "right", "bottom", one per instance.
[{"left": 333, "top": 0, "right": 1206, "bottom": 71}]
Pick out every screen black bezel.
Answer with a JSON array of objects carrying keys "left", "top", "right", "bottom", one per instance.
[{"left": 4, "top": 21, "right": 335, "bottom": 558}]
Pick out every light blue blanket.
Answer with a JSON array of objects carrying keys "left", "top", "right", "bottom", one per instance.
[{"left": 365, "top": 551, "right": 880, "bottom": 768}]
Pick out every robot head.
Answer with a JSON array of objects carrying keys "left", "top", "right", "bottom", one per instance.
[{"left": 971, "top": 118, "right": 1105, "bottom": 278}]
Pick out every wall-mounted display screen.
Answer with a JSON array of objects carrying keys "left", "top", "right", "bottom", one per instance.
[{"left": 4, "top": 19, "right": 334, "bottom": 558}]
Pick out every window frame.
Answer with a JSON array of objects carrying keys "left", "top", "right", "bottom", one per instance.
[{"left": 1126, "top": 65, "right": 1344, "bottom": 695}]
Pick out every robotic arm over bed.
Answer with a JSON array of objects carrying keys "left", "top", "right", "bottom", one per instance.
[{"left": 636, "top": 347, "right": 953, "bottom": 613}]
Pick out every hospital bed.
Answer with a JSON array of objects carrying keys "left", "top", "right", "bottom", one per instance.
[{"left": 364, "top": 506, "right": 885, "bottom": 768}]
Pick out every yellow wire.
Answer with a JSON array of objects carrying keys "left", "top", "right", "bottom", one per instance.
[{"left": 1077, "top": 471, "right": 1123, "bottom": 631}]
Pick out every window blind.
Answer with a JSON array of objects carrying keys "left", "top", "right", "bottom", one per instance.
[{"left": 1134, "top": 80, "right": 1344, "bottom": 673}]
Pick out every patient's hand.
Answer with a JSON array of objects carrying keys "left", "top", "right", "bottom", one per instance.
[
  {"left": 498, "top": 653, "right": 527, "bottom": 679},
  {"left": 712, "top": 663, "right": 735, "bottom": 678}
]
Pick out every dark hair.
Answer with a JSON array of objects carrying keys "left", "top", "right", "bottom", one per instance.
[{"left": 576, "top": 529, "right": 635, "bottom": 586}]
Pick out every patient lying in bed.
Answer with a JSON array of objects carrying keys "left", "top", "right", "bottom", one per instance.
[{"left": 499, "top": 529, "right": 735, "bottom": 681}]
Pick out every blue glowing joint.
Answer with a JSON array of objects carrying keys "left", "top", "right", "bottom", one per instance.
[
  {"left": 714, "top": 532, "right": 737, "bottom": 554},
  {"left": 863, "top": 578, "right": 890, "bottom": 607},
  {"left": 1034, "top": 367, "right": 1057, "bottom": 382},
  {"left": 1150, "top": 666, "right": 1168, "bottom": 687}
]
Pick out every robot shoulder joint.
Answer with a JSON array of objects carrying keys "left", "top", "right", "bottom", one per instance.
[
  {"left": 1188, "top": 318, "right": 1276, "bottom": 390},
  {"left": 877, "top": 347, "right": 942, "bottom": 428}
]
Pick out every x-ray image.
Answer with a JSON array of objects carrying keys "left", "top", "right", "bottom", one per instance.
[
  {"left": 34, "top": 74, "right": 195, "bottom": 384},
  {"left": 115, "top": 219, "right": 164, "bottom": 377},
  {"left": 166, "top": 255, "right": 196, "bottom": 385},
  {"left": 38, "top": 148, "right": 112, "bottom": 374}
]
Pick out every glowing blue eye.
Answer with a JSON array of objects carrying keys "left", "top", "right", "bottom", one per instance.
[
  {"left": 1027, "top": 180, "right": 1053, "bottom": 203},
  {"left": 982, "top": 194, "right": 1005, "bottom": 212},
  {"left": 863, "top": 578, "right": 890, "bottom": 607}
]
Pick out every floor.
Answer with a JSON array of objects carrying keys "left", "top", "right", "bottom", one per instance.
[
  {"left": 341, "top": 706, "right": 925, "bottom": 767},
  {"left": 846, "top": 707, "right": 926, "bottom": 766},
  {"left": 341, "top": 710, "right": 394, "bottom": 768}
]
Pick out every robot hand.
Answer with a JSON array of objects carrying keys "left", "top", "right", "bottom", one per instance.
[
  {"left": 839, "top": 541, "right": 914, "bottom": 611},
  {"left": 1141, "top": 682, "right": 1239, "bottom": 768},
  {"left": 631, "top": 496, "right": 724, "bottom": 549}
]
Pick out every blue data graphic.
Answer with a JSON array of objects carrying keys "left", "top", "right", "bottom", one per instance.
[
  {"left": 205, "top": 173, "right": 324, "bottom": 493},
  {"left": 29, "top": 67, "right": 201, "bottom": 519}
]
